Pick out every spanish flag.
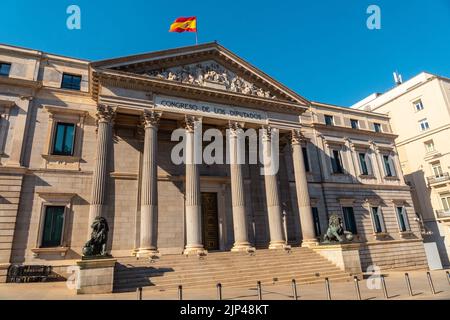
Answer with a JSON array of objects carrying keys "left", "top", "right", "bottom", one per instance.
[{"left": 169, "top": 17, "right": 197, "bottom": 33}]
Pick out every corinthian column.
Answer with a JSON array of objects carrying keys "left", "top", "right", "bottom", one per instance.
[
  {"left": 228, "top": 122, "right": 252, "bottom": 252},
  {"left": 261, "top": 126, "right": 286, "bottom": 249},
  {"left": 183, "top": 115, "right": 205, "bottom": 255},
  {"left": 291, "top": 129, "right": 318, "bottom": 246},
  {"left": 137, "top": 110, "right": 161, "bottom": 257},
  {"left": 88, "top": 105, "right": 114, "bottom": 237}
]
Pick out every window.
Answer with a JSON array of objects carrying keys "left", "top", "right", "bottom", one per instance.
[
  {"left": 324, "top": 115, "right": 334, "bottom": 126},
  {"left": 373, "top": 123, "right": 382, "bottom": 133},
  {"left": 396, "top": 206, "right": 410, "bottom": 232},
  {"left": 312, "top": 207, "right": 321, "bottom": 237},
  {"left": 424, "top": 140, "right": 435, "bottom": 153},
  {"left": 371, "top": 206, "right": 385, "bottom": 233},
  {"left": 0, "top": 62, "right": 11, "bottom": 77},
  {"left": 41, "top": 206, "right": 65, "bottom": 247},
  {"left": 350, "top": 119, "right": 359, "bottom": 129},
  {"left": 61, "top": 73, "right": 82, "bottom": 90},
  {"left": 302, "top": 146, "right": 310, "bottom": 172},
  {"left": 432, "top": 162, "right": 444, "bottom": 178},
  {"left": 441, "top": 195, "right": 450, "bottom": 211},
  {"left": 414, "top": 99, "right": 424, "bottom": 112},
  {"left": 52, "top": 122, "right": 75, "bottom": 156},
  {"left": 383, "top": 154, "right": 396, "bottom": 177},
  {"left": 358, "top": 152, "right": 370, "bottom": 176},
  {"left": 419, "top": 119, "right": 430, "bottom": 132},
  {"left": 331, "top": 149, "right": 344, "bottom": 174},
  {"left": 342, "top": 207, "right": 358, "bottom": 234}
]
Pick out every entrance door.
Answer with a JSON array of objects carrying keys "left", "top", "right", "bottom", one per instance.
[{"left": 201, "top": 192, "right": 219, "bottom": 251}]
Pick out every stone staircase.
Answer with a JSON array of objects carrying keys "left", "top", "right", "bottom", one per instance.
[{"left": 113, "top": 247, "right": 353, "bottom": 293}]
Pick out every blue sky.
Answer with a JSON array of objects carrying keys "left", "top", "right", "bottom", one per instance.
[{"left": 1, "top": 0, "right": 449, "bottom": 106}]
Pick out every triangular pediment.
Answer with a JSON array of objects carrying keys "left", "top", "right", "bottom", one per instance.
[{"left": 91, "top": 43, "right": 309, "bottom": 105}]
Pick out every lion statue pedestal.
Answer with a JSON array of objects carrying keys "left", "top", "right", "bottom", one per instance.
[
  {"left": 74, "top": 216, "right": 116, "bottom": 294},
  {"left": 309, "top": 214, "right": 362, "bottom": 276}
]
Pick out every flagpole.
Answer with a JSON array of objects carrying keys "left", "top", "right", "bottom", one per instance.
[{"left": 195, "top": 18, "right": 198, "bottom": 45}]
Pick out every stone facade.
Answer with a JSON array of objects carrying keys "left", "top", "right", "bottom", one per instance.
[{"left": 0, "top": 43, "right": 428, "bottom": 282}]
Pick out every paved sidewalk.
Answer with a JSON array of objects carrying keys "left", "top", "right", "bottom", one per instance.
[{"left": 0, "top": 270, "right": 449, "bottom": 300}]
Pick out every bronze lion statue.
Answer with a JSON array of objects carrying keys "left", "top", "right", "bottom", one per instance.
[
  {"left": 82, "top": 216, "right": 109, "bottom": 257},
  {"left": 323, "top": 214, "right": 354, "bottom": 243}
]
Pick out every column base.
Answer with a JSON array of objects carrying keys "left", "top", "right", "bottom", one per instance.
[
  {"left": 231, "top": 242, "right": 255, "bottom": 253},
  {"left": 269, "top": 241, "right": 291, "bottom": 250},
  {"left": 301, "top": 239, "right": 320, "bottom": 248},
  {"left": 183, "top": 246, "right": 207, "bottom": 256},
  {"left": 136, "top": 248, "right": 159, "bottom": 258}
]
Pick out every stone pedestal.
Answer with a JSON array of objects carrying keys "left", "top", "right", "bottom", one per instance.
[
  {"left": 312, "top": 243, "right": 362, "bottom": 276},
  {"left": 75, "top": 258, "right": 116, "bottom": 294}
]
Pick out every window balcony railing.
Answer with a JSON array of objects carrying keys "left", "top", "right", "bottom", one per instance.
[
  {"left": 436, "top": 209, "right": 450, "bottom": 220},
  {"left": 427, "top": 172, "right": 450, "bottom": 185}
]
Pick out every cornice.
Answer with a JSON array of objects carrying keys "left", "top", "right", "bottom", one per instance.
[
  {"left": 312, "top": 123, "right": 398, "bottom": 139},
  {"left": 0, "top": 77, "right": 42, "bottom": 89}
]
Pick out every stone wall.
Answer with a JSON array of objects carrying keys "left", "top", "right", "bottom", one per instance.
[
  {"left": 0, "top": 171, "right": 23, "bottom": 282},
  {"left": 359, "top": 240, "right": 428, "bottom": 271}
]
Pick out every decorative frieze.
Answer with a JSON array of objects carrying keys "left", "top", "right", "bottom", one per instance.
[{"left": 146, "top": 61, "right": 276, "bottom": 99}]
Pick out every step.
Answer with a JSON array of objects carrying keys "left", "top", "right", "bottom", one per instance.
[
  {"left": 114, "top": 263, "right": 343, "bottom": 282},
  {"left": 114, "top": 270, "right": 350, "bottom": 290},
  {"left": 112, "top": 248, "right": 351, "bottom": 292},
  {"left": 117, "top": 252, "right": 321, "bottom": 265},
  {"left": 118, "top": 254, "right": 328, "bottom": 267},
  {"left": 114, "top": 258, "right": 338, "bottom": 275},
  {"left": 114, "top": 273, "right": 352, "bottom": 292}
]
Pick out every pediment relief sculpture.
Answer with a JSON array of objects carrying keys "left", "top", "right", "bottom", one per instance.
[{"left": 144, "top": 61, "right": 277, "bottom": 99}]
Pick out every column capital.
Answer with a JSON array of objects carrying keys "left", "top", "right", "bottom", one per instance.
[
  {"left": 96, "top": 105, "right": 115, "bottom": 123},
  {"left": 184, "top": 115, "right": 201, "bottom": 133},
  {"left": 261, "top": 125, "right": 276, "bottom": 142},
  {"left": 142, "top": 109, "right": 162, "bottom": 129},
  {"left": 228, "top": 121, "right": 245, "bottom": 137},
  {"left": 290, "top": 129, "right": 307, "bottom": 145}
]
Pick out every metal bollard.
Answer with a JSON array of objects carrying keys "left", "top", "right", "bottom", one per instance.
[
  {"left": 380, "top": 275, "right": 389, "bottom": 299},
  {"left": 137, "top": 287, "right": 143, "bottom": 300},
  {"left": 427, "top": 272, "right": 436, "bottom": 295},
  {"left": 217, "top": 283, "right": 222, "bottom": 300},
  {"left": 404, "top": 273, "right": 413, "bottom": 296},
  {"left": 325, "top": 277, "right": 331, "bottom": 300},
  {"left": 178, "top": 285, "right": 183, "bottom": 300},
  {"left": 354, "top": 276, "right": 361, "bottom": 300},
  {"left": 291, "top": 279, "right": 298, "bottom": 300},
  {"left": 446, "top": 271, "right": 450, "bottom": 285},
  {"left": 257, "top": 281, "right": 262, "bottom": 300}
]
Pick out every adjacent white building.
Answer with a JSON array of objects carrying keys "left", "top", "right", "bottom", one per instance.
[{"left": 352, "top": 72, "right": 450, "bottom": 266}]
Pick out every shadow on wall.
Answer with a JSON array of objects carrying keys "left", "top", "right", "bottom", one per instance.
[
  {"left": 306, "top": 142, "right": 424, "bottom": 271},
  {"left": 405, "top": 170, "right": 450, "bottom": 267}
]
